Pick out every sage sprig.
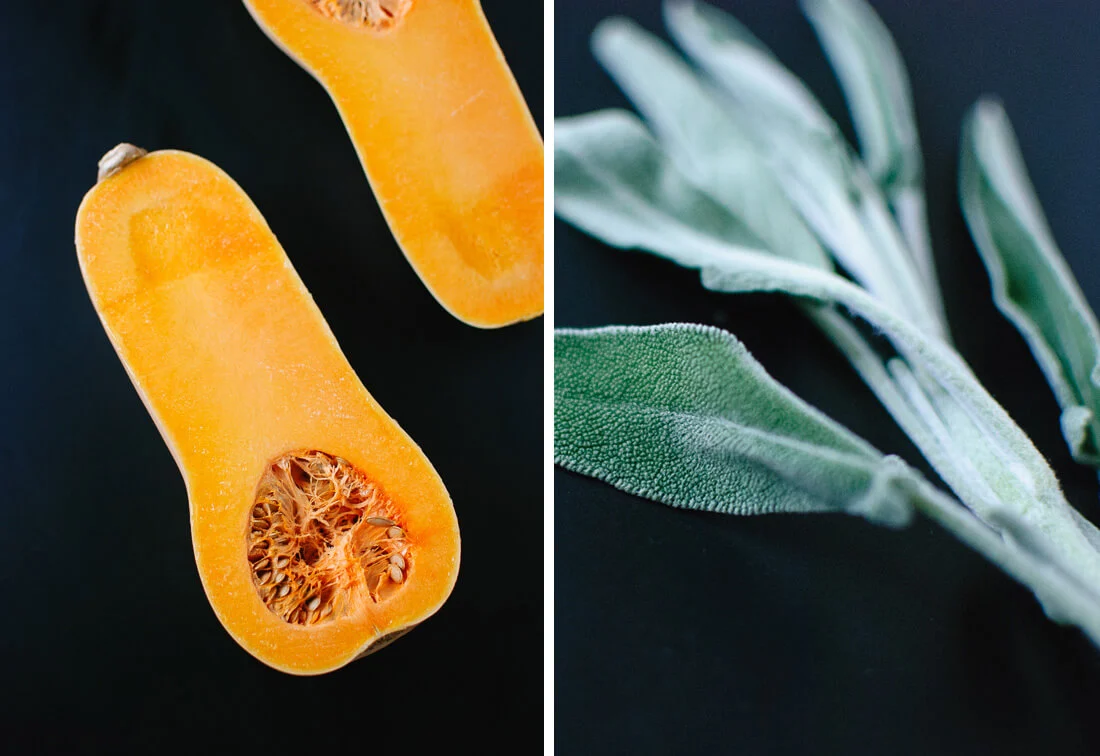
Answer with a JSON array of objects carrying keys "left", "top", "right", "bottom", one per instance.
[
  {"left": 555, "top": 0, "right": 1100, "bottom": 646},
  {"left": 556, "top": 324, "right": 1100, "bottom": 639}
]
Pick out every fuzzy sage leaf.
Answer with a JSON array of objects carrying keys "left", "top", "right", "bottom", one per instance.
[
  {"left": 555, "top": 323, "right": 912, "bottom": 526},
  {"left": 960, "top": 98, "right": 1100, "bottom": 466}
]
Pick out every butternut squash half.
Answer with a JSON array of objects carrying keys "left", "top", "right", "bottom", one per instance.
[
  {"left": 242, "top": 0, "right": 544, "bottom": 328},
  {"left": 75, "top": 144, "right": 460, "bottom": 675}
]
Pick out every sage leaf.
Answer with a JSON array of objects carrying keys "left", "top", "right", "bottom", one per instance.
[
  {"left": 554, "top": 110, "right": 768, "bottom": 269},
  {"left": 589, "top": 17, "right": 829, "bottom": 271},
  {"left": 801, "top": 0, "right": 941, "bottom": 305},
  {"left": 808, "top": 306, "right": 1008, "bottom": 520},
  {"left": 960, "top": 98, "right": 1100, "bottom": 466},
  {"left": 554, "top": 323, "right": 913, "bottom": 526}
]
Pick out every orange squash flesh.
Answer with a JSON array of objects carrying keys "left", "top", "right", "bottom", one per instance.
[
  {"left": 75, "top": 146, "right": 460, "bottom": 675},
  {"left": 242, "top": 0, "right": 544, "bottom": 328}
]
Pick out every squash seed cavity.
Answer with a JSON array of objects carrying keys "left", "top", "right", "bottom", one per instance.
[
  {"left": 248, "top": 450, "right": 411, "bottom": 625},
  {"left": 304, "top": 0, "right": 411, "bottom": 29}
]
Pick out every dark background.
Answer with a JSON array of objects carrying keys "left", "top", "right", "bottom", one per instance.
[
  {"left": 0, "top": 1, "right": 542, "bottom": 752},
  {"left": 556, "top": 1, "right": 1100, "bottom": 754}
]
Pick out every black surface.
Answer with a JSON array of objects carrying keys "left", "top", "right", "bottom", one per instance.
[
  {"left": 0, "top": 2, "right": 542, "bottom": 752},
  {"left": 556, "top": 1, "right": 1100, "bottom": 754}
]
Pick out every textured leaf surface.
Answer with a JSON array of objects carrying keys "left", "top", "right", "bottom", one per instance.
[
  {"left": 554, "top": 323, "right": 913, "bottom": 526},
  {"left": 555, "top": 324, "right": 1100, "bottom": 643},
  {"left": 960, "top": 99, "right": 1100, "bottom": 465}
]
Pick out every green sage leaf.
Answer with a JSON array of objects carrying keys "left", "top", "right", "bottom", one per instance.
[
  {"left": 960, "top": 98, "right": 1100, "bottom": 466},
  {"left": 554, "top": 322, "right": 913, "bottom": 526}
]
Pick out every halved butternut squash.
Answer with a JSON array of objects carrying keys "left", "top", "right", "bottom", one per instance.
[
  {"left": 75, "top": 144, "right": 460, "bottom": 675},
  {"left": 242, "top": 0, "right": 544, "bottom": 328}
]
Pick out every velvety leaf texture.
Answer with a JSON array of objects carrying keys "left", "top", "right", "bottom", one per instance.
[
  {"left": 554, "top": 323, "right": 913, "bottom": 526},
  {"left": 802, "top": 0, "right": 921, "bottom": 191}
]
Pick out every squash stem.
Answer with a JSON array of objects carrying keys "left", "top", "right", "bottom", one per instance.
[{"left": 97, "top": 143, "right": 148, "bottom": 183}]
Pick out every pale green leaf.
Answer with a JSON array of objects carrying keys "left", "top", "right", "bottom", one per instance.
[
  {"left": 553, "top": 0, "right": 1100, "bottom": 648},
  {"left": 960, "top": 98, "right": 1100, "bottom": 465},
  {"left": 554, "top": 323, "right": 913, "bottom": 526},
  {"left": 699, "top": 254, "right": 1058, "bottom": 502}
]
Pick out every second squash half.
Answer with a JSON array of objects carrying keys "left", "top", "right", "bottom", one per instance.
[{"left": 242, "top": 0, "right": 544, "bottom": 328}]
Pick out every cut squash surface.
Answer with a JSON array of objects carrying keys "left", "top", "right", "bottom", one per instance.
[
  {"left": 75, "top": 146, "right": 460, "bottom": 674},
  {"left": 243, "top": 0, "right": 544, "bottom": 327}
]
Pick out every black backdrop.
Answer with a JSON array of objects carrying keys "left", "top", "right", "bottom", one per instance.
[
  {"left": 556, "top": 1, "right": 1100, "bottom": 754},
  {"left": 0, "top": 1, "right": 542, "bottom": 752}
]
